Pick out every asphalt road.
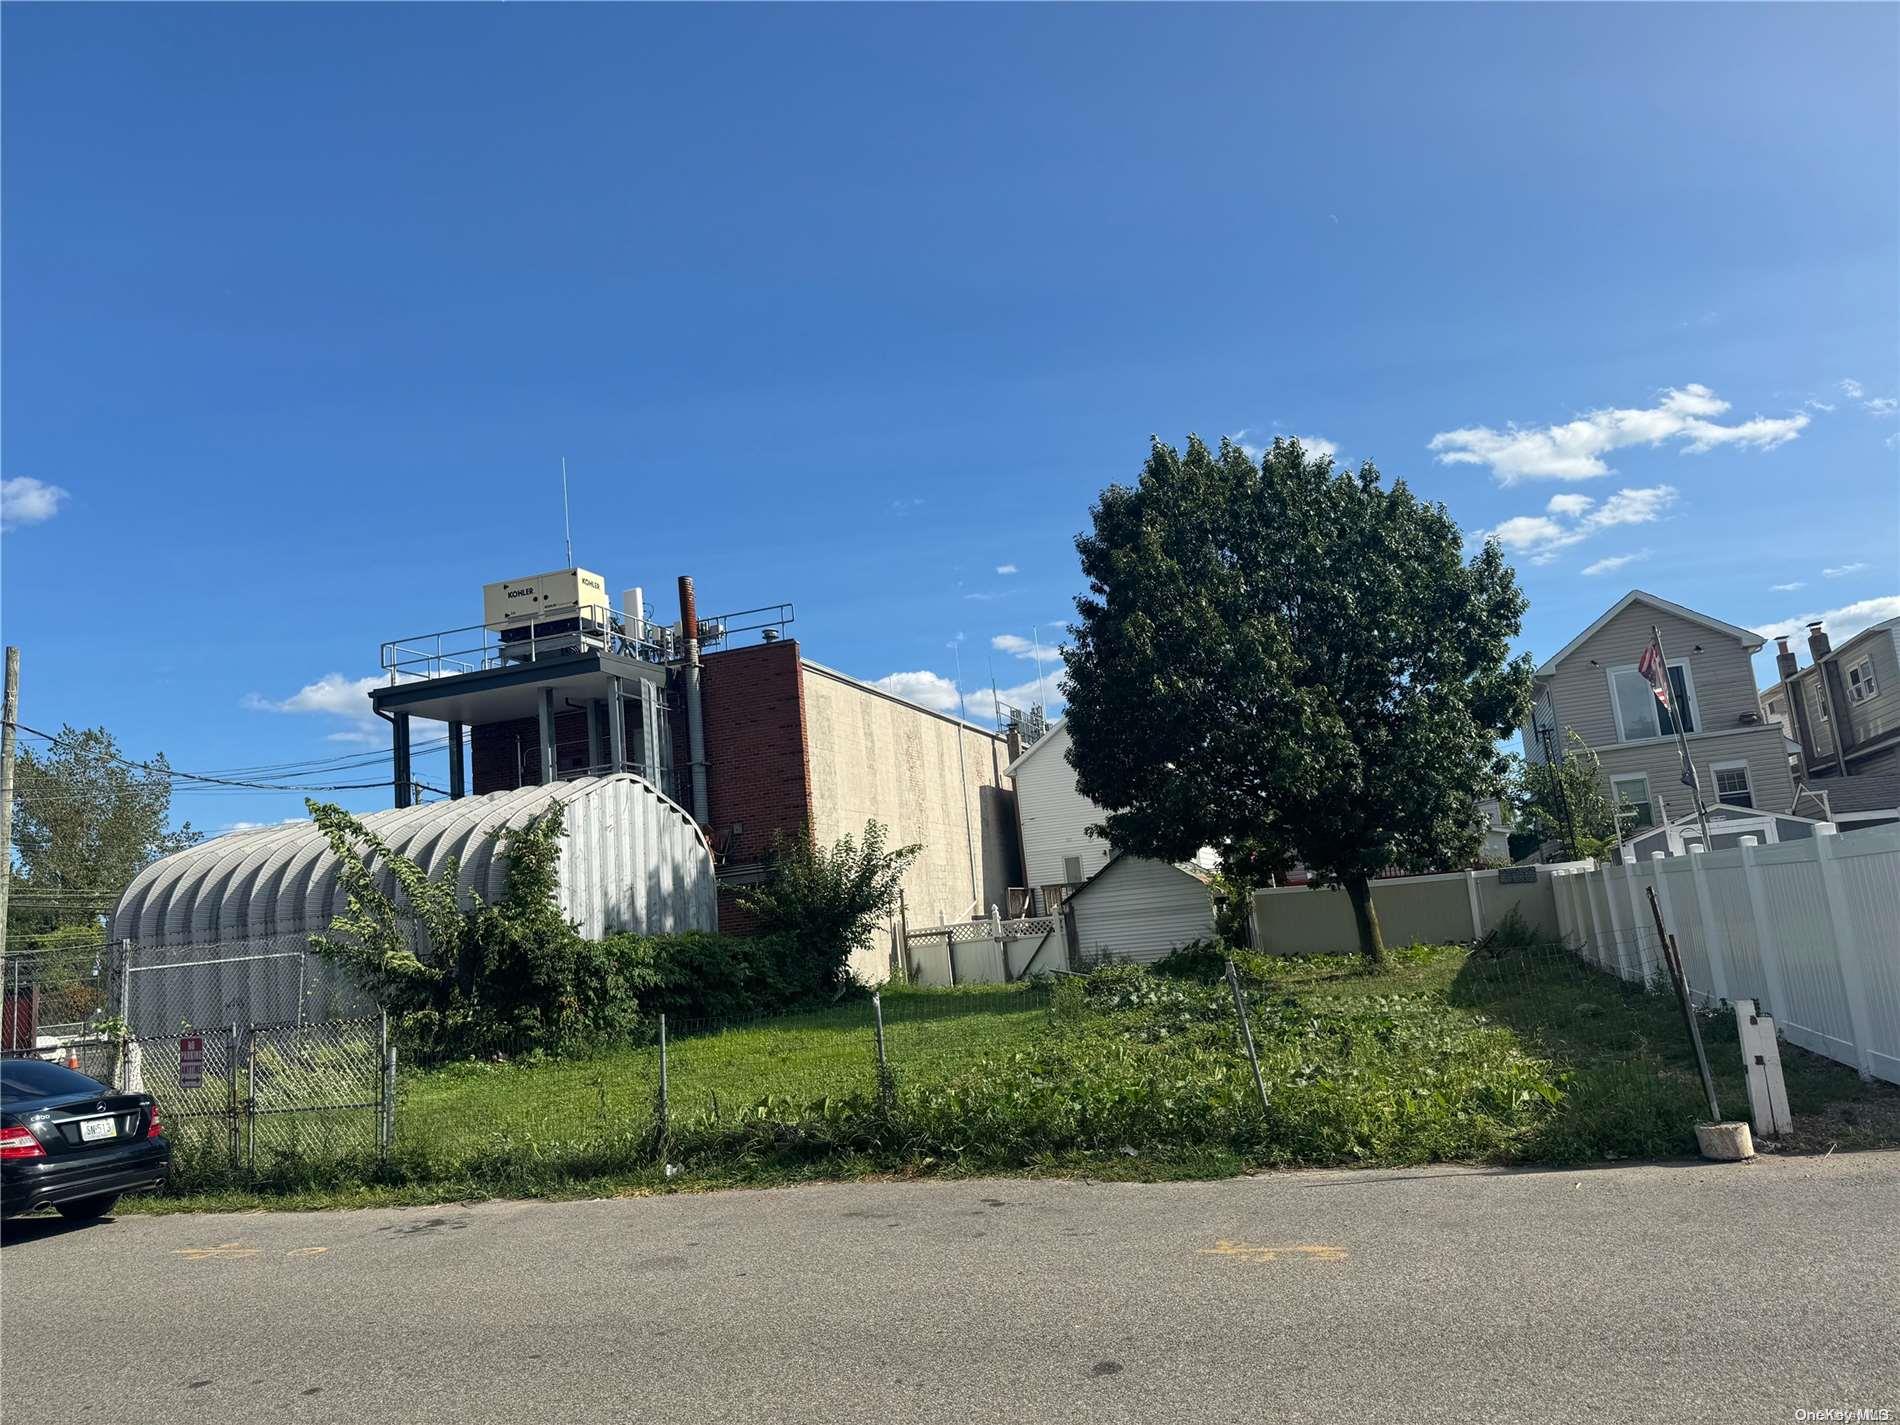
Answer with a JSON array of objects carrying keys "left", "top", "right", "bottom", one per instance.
[{"left": 5, "top": 1154, "right": 1898, "bottom": 1424}]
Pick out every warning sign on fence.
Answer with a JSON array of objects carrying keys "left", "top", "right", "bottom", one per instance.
[{"left": 178, "top": 1035, "right": 205, "bottom": 1091}]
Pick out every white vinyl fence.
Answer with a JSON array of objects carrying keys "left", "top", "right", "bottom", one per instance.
[{"left": 1550, "top": 824, "right": 1900, "bottom": 1085}]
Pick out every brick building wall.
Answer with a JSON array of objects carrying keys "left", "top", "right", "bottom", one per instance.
[{"left": 687, "top": 639, "right": 814, "bottom": 932}]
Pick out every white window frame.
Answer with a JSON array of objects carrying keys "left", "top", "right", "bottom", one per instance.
[
  {"left": 1709, "top": 759, "right": 1754, "bottom": 810},
  {"left": 1610, "top": 773, "right": 1654, "bottom": 830},
  {"left": 1846, "top": 656, "right": 1879, "bottom": 704},
  {"left": 1605, "top": 660, "right": 1700, "bottom": 743}
]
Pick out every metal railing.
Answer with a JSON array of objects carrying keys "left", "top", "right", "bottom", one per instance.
[{"left": 380, "top": 601, "right": 797, "bottom": 683}]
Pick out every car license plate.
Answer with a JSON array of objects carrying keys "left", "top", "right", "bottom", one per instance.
[{"left": 79, "top": 1117, "right": 117, "bottom": 1142}]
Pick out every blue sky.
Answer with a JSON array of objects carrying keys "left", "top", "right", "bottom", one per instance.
[{"left": 3, "top": 4, "right": 1896, "bottom": 835}]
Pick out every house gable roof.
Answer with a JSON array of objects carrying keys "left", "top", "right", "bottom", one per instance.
[
  {"left": 1003, "top": 718, "right": 1068, "bottom": 776},
  {"left": 1535, "top": 590, "right": 1764, "bottom": 679}
]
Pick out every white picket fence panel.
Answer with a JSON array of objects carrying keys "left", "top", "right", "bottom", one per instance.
[{"left": 1550, "top": 825, "right": 1900, "bottom": 1084}]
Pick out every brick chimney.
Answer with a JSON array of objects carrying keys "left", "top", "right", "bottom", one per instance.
[
  {"left": 1776, "top": 636, "right": 1818, "bottom": 773},
  {"left": 1807, "top": 621, "right": 1832, "bottom": 662},
  {"left": 1806, "top": 620, "right": 1854, "bottom": 770}
]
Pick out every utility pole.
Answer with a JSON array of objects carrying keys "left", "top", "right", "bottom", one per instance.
[{"left": 1, "top": 646, "right": 19, "bottom": 960}]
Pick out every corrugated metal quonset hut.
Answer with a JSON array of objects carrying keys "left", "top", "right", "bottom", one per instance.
[{"left": 109, "top": 774, "right": 716, "bottom": 1035}]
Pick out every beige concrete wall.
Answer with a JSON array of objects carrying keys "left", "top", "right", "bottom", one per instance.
[
  {"left": 1254, "top": 869, "right": 1566, "bottom": 955},
  {"left": 800, "top": 663, "right": 1017, "bottom": 980}
]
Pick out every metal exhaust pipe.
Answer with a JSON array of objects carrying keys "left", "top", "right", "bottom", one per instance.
[{"left": 679, "top": 574, "right": 710, "bottom": 824}]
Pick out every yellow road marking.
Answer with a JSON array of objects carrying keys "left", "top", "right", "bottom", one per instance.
[
  {"left": 1198, "top": 1240, "right": 1348, "bottom": 1263},
  {"left": 172, "top": 1242, "right": 261, "bottom": 1261},
  {"left": 285, "top": 1246, "right": 328, "bottom": 1259}
]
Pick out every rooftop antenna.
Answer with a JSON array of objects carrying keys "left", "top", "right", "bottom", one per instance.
[
  {"left": 1031, "top": 624, "right": 1047, "bottom": 703},
  {"left": 560, "top": 457, "right": 574, "bottom": 566}
]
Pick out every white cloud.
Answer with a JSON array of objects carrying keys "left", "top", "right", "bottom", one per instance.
[
  {"left": 1588, "top": 486, "right": 1677, "bottom": 528},
  {"left": 244, "top": 672, "right": 383, "bottom": 743},
  {"left": 872, "top": 671, "right": 964, "bottom": 715},
  {"left": 1753, "top": 595, "right": 1900, "bottom": 647},
  {"left": 1484, "top": 516, "right": 1571, "bottom": 554},
  {"left": 1841, "top": 379, "right": 1865, "bottom": 400},
  {"left": 1429, "top": 384, "right": 1808, "bottom": 484},
  {"left": 1230, "top": 431, "right": 1337, "bottom": 462},
  {"left": 1887, "top": 432, "right": 1900, "bottom": 451},
  {"left": 1477, "top": 484, "right": 1678, "bottom": 565},
  {"left": 1, "top": 476, "right": 70, "bottom": 532},
  {"left": 994, "top": 669, "right": 1066, "bottom": 718},
  {"left": 1805, "top": 398, "right": 1836, "bottom": 412},
  {"left": 243, "top": 673, "right": 381, "bottom": 717},
  {"left": 1865, "top": 397, "right": 1897, "bottom": 417},
  {"left": 995, "top": 563, "right": 1019, "bottom": 575},
  {"left": 991, "top": 634, "right": 1036, "bottom": 657},
  {"left": 1769, "top": 581, "right": 1806, "bottom": 593},
  {"left": 1823, "top": 563, "right": 1868, "bottom": 579},
  {"left": 1582, "top": 551, "right": 1648, "bottom": 576}
]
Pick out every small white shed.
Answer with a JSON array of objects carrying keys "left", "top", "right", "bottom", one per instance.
[{"left": 1065, "top": 854, "right": 1218, "bottom": 966}]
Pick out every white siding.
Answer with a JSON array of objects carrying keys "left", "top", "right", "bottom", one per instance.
[
  {"left": 1069, "top": 857, "right": 1215, "bottom": 965},
  {"left": 1011, "top": 723, "right": 1114, "bottom": 891}
]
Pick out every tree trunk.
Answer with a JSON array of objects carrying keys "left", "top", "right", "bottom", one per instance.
[{"left": 1343, "top": 875, "right": 1388, "bottom": 967}]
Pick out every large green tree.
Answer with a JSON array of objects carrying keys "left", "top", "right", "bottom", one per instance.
[
  {"left": 1063, "top": 435, "right": 1534, "bottom": 965},
  {"left": 10, "top": 724, "right": 199, "bottom": 930}
]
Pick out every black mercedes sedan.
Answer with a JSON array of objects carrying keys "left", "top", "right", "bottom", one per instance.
[{"left": 1, "top": 1058, "right": 171, "bottom": 1219}]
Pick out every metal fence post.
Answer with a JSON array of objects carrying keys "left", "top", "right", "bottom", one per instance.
[
  {"left": 1224, "top": 959, "right": 1270, "bottom": 1117},
  {"left": 1645, "top": 886, "right": 1721, "bottom": 1122},
  {"left": 378, "top": 1012, "right": 395, "bottom": 1161},
  {"left": 656, "top": 1013, "right": 670, "bottom": 1150},
  {"left": 227, "top": 1023, "right": 242, "bottom": 1169},
  {"left": 872, "top": 991, "right": 894, "bottom": 1110},
  {"left": 245, "top": 1034, "right": 257, "bottom": 1170}
]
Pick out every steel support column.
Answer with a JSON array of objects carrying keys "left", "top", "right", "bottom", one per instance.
[
  {"left": 586, "top": 701, "right": 603, "bottom": 775},
  {"left": 447, "top": 721, "right": 465, "bottom": 800},
  {"left": 538, "top": 688, "right": 557, "bottom": 785},
  {"left": 607, "top": 676, "right": 627, "bottom": 775},
  {"left": 393, "top": 714, "right": 413, "bottom": 808}
]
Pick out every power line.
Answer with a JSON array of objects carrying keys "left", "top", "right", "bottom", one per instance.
[{"left": 4, "top": 720, "right": 402, "bottom": 793}]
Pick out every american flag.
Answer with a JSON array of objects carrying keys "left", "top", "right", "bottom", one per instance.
[{"left": 1637, "top": 635, "right": 1670, "bottom": 708}]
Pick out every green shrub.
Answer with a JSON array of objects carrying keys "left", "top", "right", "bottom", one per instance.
[
  {"left": 736, "top": 821, "right": 919, "bottom": 1001},
  {"left": 600, "top": 931, "right": 812, "bottom": 1027}
]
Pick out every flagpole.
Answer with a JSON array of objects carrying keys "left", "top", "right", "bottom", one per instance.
[{"left": 1652, "top": 623, "right": 1712, "bottom": 851}]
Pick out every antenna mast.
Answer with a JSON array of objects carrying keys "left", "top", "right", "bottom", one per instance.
[{"left": 561, "top": 457, "right": 574, "bottom": 566}]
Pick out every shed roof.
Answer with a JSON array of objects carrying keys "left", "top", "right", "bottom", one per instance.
[{"left": 111, "top": 773, "right": 715, "bottom": 947}]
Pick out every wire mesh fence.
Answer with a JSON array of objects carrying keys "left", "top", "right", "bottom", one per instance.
[{"left": 26, "top": 1016, "right": 390, "bottom": 1183}]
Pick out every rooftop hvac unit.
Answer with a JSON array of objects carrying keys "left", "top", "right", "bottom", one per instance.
[{"left": 482, "top": 567, "right": 612, "bottom": 662}]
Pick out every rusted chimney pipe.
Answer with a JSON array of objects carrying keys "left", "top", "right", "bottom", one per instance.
[{"left": 678, "top": 575, "right": 710, "bottom": 825}]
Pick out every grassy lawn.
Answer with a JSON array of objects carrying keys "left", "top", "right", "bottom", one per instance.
[{"left": 121, "top": 944, "right": 1900, "bottom": 1214}]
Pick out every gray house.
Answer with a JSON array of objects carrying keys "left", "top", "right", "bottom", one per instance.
[
  {"left": 1525, "top": 590, "right": 1795, "bottom": 834},
  {"left": 1762, "top": 616, "right": 1900, "bottom": 830}
]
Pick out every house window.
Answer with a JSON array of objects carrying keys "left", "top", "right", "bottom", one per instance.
[
  {"left": 1848, "top": 657, "right": 1879, "bottom": 704},
  {"left": 1608, "top": 663, "right": 1696, "bottom": 741},
  {"left": 1711, "top": 761, "right": 1753, "bottom": 810},
  {"left": 1611, "top": 774, "right": 1655, "bottom": 830},
  {"left": 1062, "top": 854, "right": 1084, "bottom": 885}
]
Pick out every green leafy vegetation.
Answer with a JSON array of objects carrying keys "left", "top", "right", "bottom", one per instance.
[
  {"left": 1508, "top": 730, "right": 1621, "bottom": 862},
  {"left": 735, "top": 819, "right": 920, "bottom": 1000},
  {"left": 128, "top": 941, "right": 1900, "bottom": 1212},
  {"left": 1062, "top": 434, "right": 1534, "bottom": 965}
]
